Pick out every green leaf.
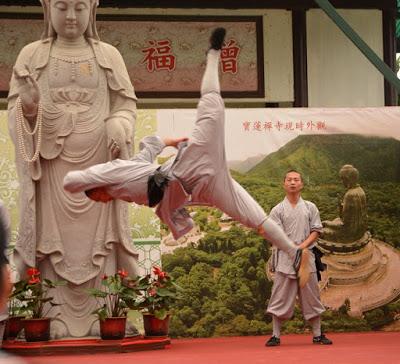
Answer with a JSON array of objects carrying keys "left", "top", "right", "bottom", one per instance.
[
  {"left": 86, "top": 288, "right": 108, "bottom": 298},
  {"left": 154, "top": 309, "right": 168, "bottom": 320},
  {"left": 156, "top": 288, "right": 176, "bottom": 297},
  {"left": 43, "top": 279, "right": 56, "bottom": 287}
]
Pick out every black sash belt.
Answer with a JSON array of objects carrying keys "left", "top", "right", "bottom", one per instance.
[
  {"left": 312, "top": 246, "right": 327, "bottom": 281},
  {"left": 147, "top": 167, "right": 169, "bottom": 207}
]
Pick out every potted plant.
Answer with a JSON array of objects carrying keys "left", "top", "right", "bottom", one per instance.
[
  {"left": 87, "top": 269, "right": 138, "bottom": 340},
  {"left": 15, "top": 267, "right": 65, "bottom": 342},
  {"left": 135, "top": 266, "right": 181, "bottom": 337},
  {"left": 4, "top": 282, "right": 27, "bottom": 340}
]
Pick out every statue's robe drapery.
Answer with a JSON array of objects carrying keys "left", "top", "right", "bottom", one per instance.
[{"left": 341, "top": 186, "right": 367, "bottom": 241}]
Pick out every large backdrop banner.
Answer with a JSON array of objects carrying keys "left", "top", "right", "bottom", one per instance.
[{"left": 155, "top": 107, "right": 400, "bottom": 337}]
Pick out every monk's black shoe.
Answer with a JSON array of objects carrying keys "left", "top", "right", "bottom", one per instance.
[
  {"left": 313, "top": 334, "right": 333, "bottom": 345},
  {"left": 210, "top": 27, "right": 226, "bottom": 50},
  {"left": 265, "top": 336, "right": 281, "bottom": 346}
]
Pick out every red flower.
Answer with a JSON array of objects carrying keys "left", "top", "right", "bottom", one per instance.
[
  {"left": 153, "top": 266, "right": 162, "bottom": 276},
  {"left": 117, "top": 269, "right": 128, "bottom": 278},
  {"left": 101, "top": 274, "right": 108, "bottom": 280},
  {"left": 28, "top": 277, "right": 41, "bottom": 285},
  {"left": 153, "top": 266, "right": 169, "bottom": 280},
  {"left": 27, "top": 267, "right": 40, "bottom": 277},
  {"left": 148, "top": 288, "right": 157, "bottom": 297}
]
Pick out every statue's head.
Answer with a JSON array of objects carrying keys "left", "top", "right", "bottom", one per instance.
[
  {"left": 40, "top": 0, "right": 100, "bottom": 40},
  {"left": 339, "top": 164, "right": 359, "bottom": 188}
]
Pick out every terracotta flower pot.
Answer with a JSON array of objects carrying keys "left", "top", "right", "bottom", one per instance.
[
  {"left": 4, "top": 316, "right": 25, "bottom": 340},
  {"left": 23, "top": 318, "right": 51, "bottom": 342},
  {"left": 99, "top": 317, "right": 126, "bottom": 340},
  {"left": 143, "top": 314, "right": 170, "bottom": 337}
]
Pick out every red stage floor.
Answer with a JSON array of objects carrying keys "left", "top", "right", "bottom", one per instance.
[{"left": 18, "top": 332, "right": 400, "bottom": 364}]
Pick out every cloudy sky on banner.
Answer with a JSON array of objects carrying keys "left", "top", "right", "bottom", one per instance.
[{"left": 156, "top": 108, "right": 400, "bottom": 161}]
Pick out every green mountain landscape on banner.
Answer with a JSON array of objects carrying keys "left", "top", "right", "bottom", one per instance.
[
  {"left": 248, "top": 134, "right": 400, "bottom": 183},
  {"left": 164, "top": 134, "right": 400, "bottom": 339}
]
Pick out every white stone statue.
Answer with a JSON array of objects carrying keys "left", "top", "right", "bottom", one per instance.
[{"left": 7, "top": 0, "right": 139, "bottom": 338}]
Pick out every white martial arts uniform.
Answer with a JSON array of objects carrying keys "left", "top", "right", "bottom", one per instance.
[
  {"left": 63, "top": 111, "right": 266, "bottom": 241},
  {"left": 64, "top": 49, "right": 298, "bottom": 257}
]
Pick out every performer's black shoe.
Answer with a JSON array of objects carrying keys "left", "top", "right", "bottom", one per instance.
[
  {"left": 313, "top": 334, "right": 333, "bottom": 345},
  {"left": 265, "top": 336, "right": 281, "bottom": 346},
  {"left": 210, "top": 27, "right": 226, "bottom": 50}
]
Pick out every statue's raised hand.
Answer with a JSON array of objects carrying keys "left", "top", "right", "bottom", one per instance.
[{"left": 13, "top": 67, "right": 40, "bottom": 118}]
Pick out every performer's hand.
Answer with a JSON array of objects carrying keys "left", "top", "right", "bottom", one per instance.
[
  {"left": 163, "top": 137, "right": 188, "bottom": 148},
  {"left": 13, "top": 67, "right": 40, "bottom": 118}
]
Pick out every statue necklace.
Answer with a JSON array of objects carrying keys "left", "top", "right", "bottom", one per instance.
[{"left": 15, "top": 97, "right": 43, "bottom": 163}]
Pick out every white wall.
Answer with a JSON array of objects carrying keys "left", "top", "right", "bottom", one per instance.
[
  {"left": 307, "top": 9, "right": 385, "bottom": 107},
  {"left": 263, "top": 10, "right": 294, "bottom": 102}
]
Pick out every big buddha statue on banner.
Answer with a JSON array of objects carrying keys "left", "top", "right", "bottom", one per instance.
[{"left": 322, "top": 164, "right": 368, "bottom": 245}]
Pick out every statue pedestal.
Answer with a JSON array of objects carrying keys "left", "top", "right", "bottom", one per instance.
[
  {"left": 318, "top": 238, "right": 400, "bottom": 316},
  {"left": 2, "top": 336, "right": 170, "bottom": 356},
  {"left": 318, "top": 231, "right": 371, "bottom": 254}
]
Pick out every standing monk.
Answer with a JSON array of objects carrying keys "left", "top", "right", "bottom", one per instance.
[{"left": 265, "top": 170, "right": 332, "bottom": 346}]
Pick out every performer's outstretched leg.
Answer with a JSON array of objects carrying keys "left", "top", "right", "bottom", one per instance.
[
  {"left": 195, "top": 28, "right": 310, "bottom": 287},
  {"left": 259, "top": 218, "right": 297, "bottom": 256},
  {"left": 260, "top": 218, "right": 310, "bottom": 288},
  {"left": 201, "top": 28, "right": 226, "bottom": 95}
]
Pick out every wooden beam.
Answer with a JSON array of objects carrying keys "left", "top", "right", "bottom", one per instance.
[
  {"left": 292, "top": 9, "right": 308, "bottom": 107},
  {"left": 383, "top": 8, "right": 398, "bottom": 106}
]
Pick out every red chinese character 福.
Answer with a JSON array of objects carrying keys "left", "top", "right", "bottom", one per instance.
[
  {"left": 221, "top": 39, "right": 240, "bottom": 74},
  {"left": 141, "top": 39, "right": 176, "bottom": 72}
]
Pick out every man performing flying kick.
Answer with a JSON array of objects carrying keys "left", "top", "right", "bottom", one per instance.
[{"left": 64, "top": 28, "right": 310, "bottom": 287}]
